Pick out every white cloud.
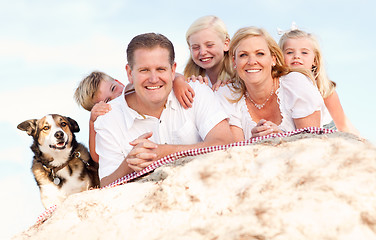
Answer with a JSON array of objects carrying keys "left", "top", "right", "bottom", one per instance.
[
  {"left": 0, "top": 80, "right": 91, "bottom": 151},
  {"left": 0, "top": 35, "right": 125, "bottom": 70},
  {"left": 0, "top": 81, "right": 85, "bottom": 124},
  {"left": 0, "top": 145, "right": 31, "bottom": 166},
  {"left": 0, "top": 173, "right": 44, "bottom": 239}
]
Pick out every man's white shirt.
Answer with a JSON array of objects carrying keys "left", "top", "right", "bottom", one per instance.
[{"left": 95, "top": 81, "right": 228, "bottom": 180}]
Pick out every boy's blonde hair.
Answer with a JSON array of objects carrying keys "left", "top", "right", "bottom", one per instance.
[
  {"left": 74, "top": 71, "right": 115, "bottom": 111},
  {"left": 184, "top": 15, "right": 233, "bottom": 82},
  {"left": 278, "top": 29, "right": 336, "bottom": 98}
]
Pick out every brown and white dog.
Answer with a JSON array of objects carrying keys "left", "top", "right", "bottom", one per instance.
[{"left": 18, "top": 114, "right": 99, "bottom": 209}]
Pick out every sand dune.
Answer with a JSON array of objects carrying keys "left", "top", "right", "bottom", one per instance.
[{"left": 14, "top": 131, "right": 376, "bottom": 240}]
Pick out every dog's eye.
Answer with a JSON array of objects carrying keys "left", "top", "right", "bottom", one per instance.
[
  {"left": 43, "top": 126, "right": 50, "bottom": 131},
  {"left": 61, "top": 122, "right": 67, "bottom": 127}
]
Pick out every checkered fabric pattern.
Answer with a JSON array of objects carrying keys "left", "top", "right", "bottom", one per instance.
[
  {"left": 36, "top": 204, "right": 57, "bottom": 225},
  {"left": 34, "top": 127, "right": 335, "bottom": 226}
]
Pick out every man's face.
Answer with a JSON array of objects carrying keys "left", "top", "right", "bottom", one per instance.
[{"left": 126, "top": 46, "right": 176, "bottom": 110}]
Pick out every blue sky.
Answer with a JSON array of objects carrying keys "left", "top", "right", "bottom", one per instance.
[{"left": 1, "top": 0, "right": 376, "bottom": 238}]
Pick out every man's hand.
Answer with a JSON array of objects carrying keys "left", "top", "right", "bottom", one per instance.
[{"left": 127, "top": 132, "right": 159, "bottom": 172}]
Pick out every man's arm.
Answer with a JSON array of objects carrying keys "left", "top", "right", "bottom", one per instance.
[
  {"left": 99, "top": 132, "right": 156, "bottom": 187},
  {"left": 117, "top": 119, "right": 234, "bottom": 184},
  {"left": 154, "top": 119, "right": 234, "bottom": 158},
  {"left": 100, "top": 119, "right": 234, "bottom": 187}
]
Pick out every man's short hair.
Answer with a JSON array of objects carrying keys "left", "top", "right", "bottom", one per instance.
[
  {"left": 74, "top": 71, "right": 114, "bottom": 111},
  {"left": 126, "top": 33, "right": 175, "bottom": 69}
]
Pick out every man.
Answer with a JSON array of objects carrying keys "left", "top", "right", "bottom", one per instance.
[{"left": 95, "top": 33, "right": 234, "bottom": 187}]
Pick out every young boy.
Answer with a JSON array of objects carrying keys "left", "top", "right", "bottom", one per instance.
[
  {"left": 74, "top": 71, "right": 131, "bottom": 162},
  {"left": 74, "top": 71, "right": 195, "bottom": 163}
]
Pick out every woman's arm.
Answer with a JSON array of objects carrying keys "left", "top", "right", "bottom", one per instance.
[{"left": 230, "top": 125, "right": 245, "bottom": 142}]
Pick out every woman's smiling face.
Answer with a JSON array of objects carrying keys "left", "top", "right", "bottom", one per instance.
[{"left": 233, "top": 36, "right": 275, "bottom": 85}]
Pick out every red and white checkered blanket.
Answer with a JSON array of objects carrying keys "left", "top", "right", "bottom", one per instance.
[{"left": 35, "top": 127, "right": 335, "bottom": 226}]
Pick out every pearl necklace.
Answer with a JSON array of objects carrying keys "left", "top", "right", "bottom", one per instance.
[{"left": 245, "top": 89, "right": 274, "bottom": 110}]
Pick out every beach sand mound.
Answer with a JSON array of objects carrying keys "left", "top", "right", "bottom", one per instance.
[{"left": 14, "top": 132, "right": 376, "bottom": 240}]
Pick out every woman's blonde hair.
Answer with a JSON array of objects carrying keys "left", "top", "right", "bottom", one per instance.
[
  {"left": 229, "top": 26, "right": 313, "bottom": 101},
  {"left": 278, "top": 29, "right": 336, "bottom": 98},
  {"left": 184, "top": 15, "right": 232, "bottom": 82}
]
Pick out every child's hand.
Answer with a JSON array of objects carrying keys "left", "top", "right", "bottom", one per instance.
[
  {"left": 173, "top": 75, "right": 195, "bottom": 109},
  {"left": 90, "top": 101, "right": 112, "bottom": 122},
  {"left": 187, "top": 75, "right": 209, "bottom": 85},
  {"left": 212, "top": 78, "right": 231, "bottom": 91}
]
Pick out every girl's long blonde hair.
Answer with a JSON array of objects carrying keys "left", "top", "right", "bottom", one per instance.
[
  {"left": 278, "top": 29, "right": 336, "bottom": 98},
  {"left": 184, "top": 15, "right": 233, "bottom": 82}
]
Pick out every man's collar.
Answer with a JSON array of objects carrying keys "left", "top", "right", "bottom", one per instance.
[
  {"left": 168, "top": 90, "right": 179, "bottom": 110},
  {"left": 123, "top": 90, "right": 178, "bottom": 129}
]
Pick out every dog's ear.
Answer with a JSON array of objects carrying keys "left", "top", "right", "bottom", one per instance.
[
  {"left": 17, "top": 119, "right": 38, "bottom": 136},
  {"left": 66, "top": 117, "right": 80, "bottom": 133}
]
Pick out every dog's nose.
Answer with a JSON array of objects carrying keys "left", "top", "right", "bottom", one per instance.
[{"left": 54, "top": 131, "right": 64, "bottom": 139}]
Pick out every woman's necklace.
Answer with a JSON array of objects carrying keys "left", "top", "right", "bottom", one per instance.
[{"left": 245, "top": 89, "right": 274, "bottom": 110}]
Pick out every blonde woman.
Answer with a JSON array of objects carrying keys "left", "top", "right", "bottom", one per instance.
[
  {"left": 279, "top": 29, "right": 359, "bottom": 135},
  {"left": 216, "top": 27, "right": 326, "bottom": 141}
]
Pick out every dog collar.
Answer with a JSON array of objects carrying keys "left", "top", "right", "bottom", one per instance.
[{"left": 41, "top": 151, "right": 87, "bottom": 185}]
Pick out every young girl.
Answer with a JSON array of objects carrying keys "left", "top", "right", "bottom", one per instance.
[
  {"left": 173, "top": 15, "right": 234, "bottom": 108},
  {"left": 278, "top": 28, "right": 359, "bottom": 136},
  {"left": 184, "top": 15, "right": 233, "bottom": 89}
]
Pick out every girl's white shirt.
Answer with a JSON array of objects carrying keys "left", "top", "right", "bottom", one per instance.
[{"left": 206, "top": 74, "right": 213, "bottom": 89}]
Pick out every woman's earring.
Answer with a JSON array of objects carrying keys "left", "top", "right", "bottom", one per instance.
[{"left": 234, "top": 65, "right": 237, "bottom": 69}]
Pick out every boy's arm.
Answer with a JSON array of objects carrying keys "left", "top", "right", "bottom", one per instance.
[
  {"left": 89, "top": 101, "right": 112, "bottom": 162},
  {"left": 89, "top": 121, "right": 99, "bottom": 162}
]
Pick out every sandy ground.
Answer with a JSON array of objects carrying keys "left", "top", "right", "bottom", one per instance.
[{"left": 13, "top": 132, "right": 376, "bottom": 240}]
